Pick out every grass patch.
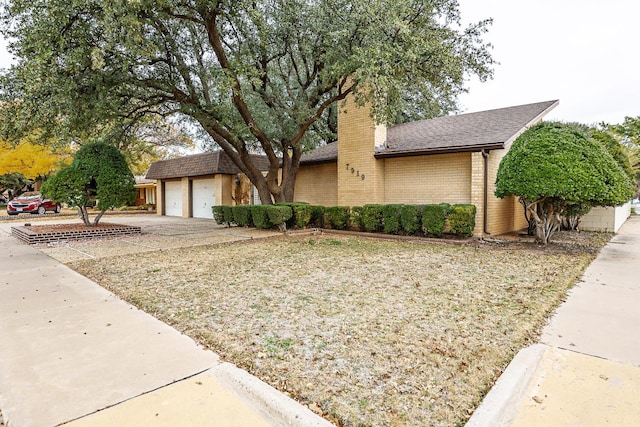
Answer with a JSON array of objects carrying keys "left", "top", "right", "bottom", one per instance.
[{"left": 69, "top": 231, "right": 608, "bottom": 426}]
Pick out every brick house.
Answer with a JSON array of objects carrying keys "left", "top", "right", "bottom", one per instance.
[
  {"left": 146, "top": 151, "right": 269, "bottom": 219},
  {"left": 133, "top": 177, "right": 156, "bottom": 207},
  {"left": 294, "top": 94, "right": 558, "bottom": 237},
  {"left": 146, "top": 94, "right": 559, "bottom": 237}
]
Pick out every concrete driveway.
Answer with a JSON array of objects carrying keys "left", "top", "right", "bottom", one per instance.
[
  {"left": 0, "top": 214, "right": 281, "bottom": 263},
  {"left": 0, "top": 213, "right": 332, "bottom": 427}
]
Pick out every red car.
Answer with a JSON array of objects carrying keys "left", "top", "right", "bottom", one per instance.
[{"left": 6, "top": 192, "right": 61, "bottom": 215}]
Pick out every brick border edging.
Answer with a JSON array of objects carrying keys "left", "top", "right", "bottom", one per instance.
[{"left": 11, "top": 225, "right": 142, "bottom": 245}]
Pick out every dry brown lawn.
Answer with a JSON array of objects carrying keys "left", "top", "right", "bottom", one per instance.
[{"left": 69, "top": 231, "right": 609, "bottom": 426}]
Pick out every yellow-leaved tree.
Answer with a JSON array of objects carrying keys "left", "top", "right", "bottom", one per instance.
[{"left": 0, "top": 139, "right": 71, "bottom": 180}]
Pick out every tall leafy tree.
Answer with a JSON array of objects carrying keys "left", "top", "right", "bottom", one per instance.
[
  {"left": 495, "top": 122, "right": 633, "bottom": 244},
  {"left": 0, "top": 140, "right": 71, "bottom": 180},
  {"left": 602, "top": 117, "right": 640, "bottom": 192},
  {"left": 0, "top": 172, "right": 30, "bottom": 199},
  {"left": 0, "top": 0, "right": 494, "bottom": 203},
  {"left": 42, "top": 141, "right": 136, "bottom": 225}
]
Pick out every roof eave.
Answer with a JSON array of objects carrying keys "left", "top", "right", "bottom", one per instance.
[
  {"left": 299, "top": 158, "right": 338, "bottom": 166},
  {"left": 374, "top": 143, "right": 505, "bottom": 159}
]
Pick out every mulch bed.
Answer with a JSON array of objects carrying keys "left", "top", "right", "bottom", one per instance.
[{"left": 11, "top": 222, "right": 142, "bottom": 244}]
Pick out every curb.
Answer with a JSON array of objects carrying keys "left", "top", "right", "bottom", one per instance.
[
  {"left": 210, "top": 363, "right": 334, "bottom": 427},
  {"left": 466, "top": 344, "right": 548, "bottom": 426}
]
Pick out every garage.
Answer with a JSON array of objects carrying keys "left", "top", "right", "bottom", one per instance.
[
  {"left": 164, "top": 181, "right": 183, "bottom": 217},
  {"left": 146, "top": 151, "right": 270, "bottom": 218},
  {"left": 192, "top": 178, "right": 216, "bottom": 219}
]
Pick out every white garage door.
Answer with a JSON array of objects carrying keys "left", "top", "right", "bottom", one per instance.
[
  {"left": 164, "top": 181, "right": 183, "bottom": 217},
  {"left": 192, "top": 178, "right": 216, "bottom": 219}
]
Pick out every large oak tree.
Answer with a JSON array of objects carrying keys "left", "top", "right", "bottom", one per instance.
[{"left": 0, "top": 0, "right": 494, "bottom": 203}]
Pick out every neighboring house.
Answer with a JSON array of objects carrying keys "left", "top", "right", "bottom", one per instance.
[
  {"left": 146, "top": 151, "right": 269, "bottom": 219},
  {"left": 134, "top": 177, "right": 156, "bottom": 207},
  {"left": 294, "top": 95, "right": 559, "bottom": 237},
  {"left": 580, "top": 203, "right": 631, "bottom": 233}
]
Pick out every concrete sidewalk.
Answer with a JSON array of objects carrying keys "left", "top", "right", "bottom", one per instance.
[
  {"left": 0, "top": 220, "right": 332, "bottom": 427},
  {"left": 468, "top": 215, "right": 640, "bottom": 426}
]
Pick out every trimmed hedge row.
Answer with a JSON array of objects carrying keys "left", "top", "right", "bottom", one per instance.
[{"left": 214, "top": 203, "right": 476, "bottom": 237}]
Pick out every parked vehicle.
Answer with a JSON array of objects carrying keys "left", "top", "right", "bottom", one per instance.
[{"left": 6, "top": 192, "right": 61, "bottom": 215}]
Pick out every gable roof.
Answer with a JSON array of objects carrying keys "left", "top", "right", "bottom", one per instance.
[
  {"left": 146, "top": 151, "right": 270, "bottom": 180},
  {"left": 300, "top": 100, "right": 558, "bottom": 164}
]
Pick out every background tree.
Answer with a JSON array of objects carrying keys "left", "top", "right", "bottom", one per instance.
[
  {"left": 0, "top": 139, "right": 71, "bottom": 180},
  {"left": 118, "top": 116, "right": 195, "bottom": 175},
  {"left": 42, "top": 141, "right": 136, "bottom": 225},
  {"left": 601, "top": 117, "right": 640, "bottom": 193},
  {"left": 0, "top": 0, "right": 494, "bottom": 204},
  {"left": 495, "top": 122, "right": 633, "bottom": 244},
  {"left": 0, "top": 172, "right": 30, "bottom": 199}
]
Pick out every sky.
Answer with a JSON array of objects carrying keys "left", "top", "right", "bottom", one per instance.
[
  {"left": 0, "top": 1, "right": 638, "bottom": 126},
  {"left": 456, "top": 0, "right": 640, "bottom": 125}
]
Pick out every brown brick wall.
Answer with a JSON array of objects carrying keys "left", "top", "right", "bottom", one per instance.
[{"left": 11, "top": 225, "right": 142, "bottom": 244}]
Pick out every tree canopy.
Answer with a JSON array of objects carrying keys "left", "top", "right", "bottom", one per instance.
[
  {"left": 42, "top": 141, "right": 136, "bottom": 225},
  {"left": 0, "top": 172, "right": 30, "bottom": 199},
  {"left": 495, "top": 122, "right": 633, "bottom": 244},
  {"left": 0, "top": 0, "right": 494, "bottom": 203},
  {"left": 0, "top": 139, "right": 71, "bottom": 180},
  {"left": 601, "top": 116, "right": 640, "bottom": 192}
]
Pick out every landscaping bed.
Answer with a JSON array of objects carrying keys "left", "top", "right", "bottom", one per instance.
[
  {"left": 12, "top": 222, "right": 142, "bottom": 244},
  {"left": 68, "top": 230, "right": 609, "bottom": 426}
]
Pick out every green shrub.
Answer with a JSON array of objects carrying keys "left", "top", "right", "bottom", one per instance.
[
  {"left": 447, "top": 204, "right": 476, "bottom": 237},
  {"left": 222, "top": 205, "right": 234, "bottom": 225},
  {"left": 232, "top": 205, "right": 253, "bottom": 227},
  {"left": 349, "top": 206, "right": 364, "bottom": 231},
  {"left": 251, "top": 205, "right": 273, "bottom": 229},
  {"left": 291, "top": 203, "right": 313, "bottom": 228},
  {"left": 382, "top": 204, "right": 403, "bottom": 234},
  {"left": 362, "top": 204, "right": 384, "bottom": 232},
  {"left": 213, "top": 205, "right": 228, "bottom": 225},
  {"left": 266, "top": 205, "right": 293, "bottom": 228},
  {"left": 422, "top": 203, "right": 449, "bottom": 236},
  {"left": 310, "top": 205, "right": 325, "bottom": 228},
  {"left": 400, "top": 204, "right": 422, "bottom": 235},
  {"left": 324, "top": 206, "right": 351, "bottom": 230}
]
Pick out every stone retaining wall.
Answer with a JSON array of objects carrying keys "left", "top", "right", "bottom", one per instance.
[{"left": 11, "top": 225, "right": 142, "bottom": 244}]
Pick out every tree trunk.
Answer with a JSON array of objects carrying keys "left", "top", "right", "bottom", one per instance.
[
  {"left": 277, "top": 160, "right": 298, "bottom": 203},
  {"left": 265, "top": 147, "right": 301, "bottom": 204},
  {"left": 78, "top": 206, "right": 91, "bottom": 226},
  {"left": 524, "top": 199, "right": 561, "bottom": 245},
  {"left": 93, "top": 210, "right": 106, "bottom": 225},
  {"left": 520, "top": 199, "right": 536, "bottom": 236},
  {"left": 562, "top": 215, "right": 580, "bottom": 231}
]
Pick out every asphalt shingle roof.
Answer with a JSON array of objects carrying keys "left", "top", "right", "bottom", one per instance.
[
  {"left": 146, "top": 151, "right": 270, "bottom": 180},
  {"left": 299, "top": 142, "right": 339, "bottom": 164},
  {"left": 300, "top": 100, "right": 558, "bottom": 164}
]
